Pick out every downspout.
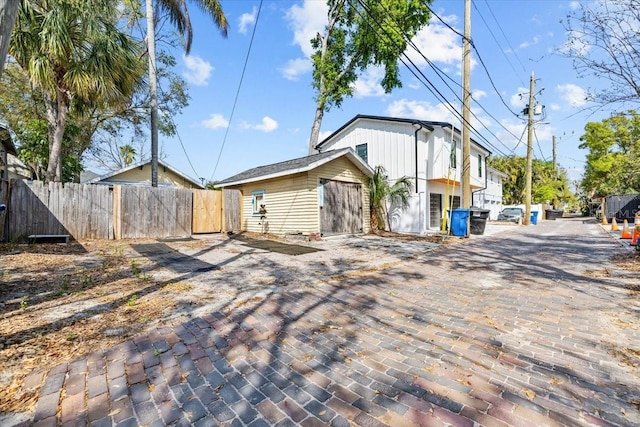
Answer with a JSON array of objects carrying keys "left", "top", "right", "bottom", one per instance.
[
  {"left": 413, "top": 122, "right": 423, "bottom": 193},
  {"left": 471, "top": 154, "right": 490, "bottom": 206}
]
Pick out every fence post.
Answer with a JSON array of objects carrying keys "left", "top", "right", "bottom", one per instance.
[{"left": 113, "top": 185, "right": 122, "bottom": 240}]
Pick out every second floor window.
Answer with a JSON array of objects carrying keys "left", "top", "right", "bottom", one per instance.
[
  {"left": 478, "top": 154, "right": 483, "bottom": 177},
  {"left": 450, "top": 140, "right": 457, "bottom": 168},
  {"left": 356, "top": 143, "right": 368, "bottom": 163}
]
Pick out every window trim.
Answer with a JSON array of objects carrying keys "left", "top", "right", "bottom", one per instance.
[
  {"left": 355, "top": 143, "right": 368, "bottom": 163},
  {"left": 251, "top": 190, "right": 265, "bottom": 216},
  {"left": 478, "top": 154, "right": 482, "bottom": 177}
]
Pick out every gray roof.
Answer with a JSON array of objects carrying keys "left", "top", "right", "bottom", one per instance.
[{"left": 216, "top": 148, "right": 373, "bottom": 187}]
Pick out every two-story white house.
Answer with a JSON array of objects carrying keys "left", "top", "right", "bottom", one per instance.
[
  {"left": 315, "top": 115, "right": 492, "bottom": 234},
  {"left": 472, "top": 166, "right": 506, "bottom": 220}
]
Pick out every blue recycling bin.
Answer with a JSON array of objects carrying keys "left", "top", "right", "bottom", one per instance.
[
  {"left": 450, "top": 208, "right": 470, "bottom": 237},
  {"left": 530, "top": 211, "right": 539, "bottom": 225}
]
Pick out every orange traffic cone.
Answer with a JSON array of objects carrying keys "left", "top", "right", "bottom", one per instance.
[
  {"left": 621, "top": 219, "right": 632, "bottom": 239},
  {"left": 633, "top": 228, "right": 639, "bottom": 246},
  {"left": 602, "top": 214, "right": 608, "bottom": 225},
  {"left": 611, "top": 217, "right": 619, "bottom": 231}
]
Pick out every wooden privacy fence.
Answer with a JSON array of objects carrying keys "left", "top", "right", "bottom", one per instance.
[{"left": 6, "top": 179, "right": 241, "bottom": 241}]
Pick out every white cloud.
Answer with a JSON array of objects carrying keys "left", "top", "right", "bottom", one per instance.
[
  {"left": 472, "top": 89, "right": 487, "bottom": 100},
  {"left": 519, "top": 35, "right": 541, "bottom": 49},
  {"left": 183, "top": 55, "right": 213, "bottom": 86},
  {"left": 201, "top": 114, "right": 229, "bottom": 130},
  {"left": 407, "top": 15, "right": 464, "bottom": 71},
  {"left": 386, "top": 99, "right": 457, "bottom": 123},
  {"left": 280, "top": 0, "right": 328, "bottom": 80},
  {"left": 510, "top": 87, "right": 529, "bottom": 109},
  {"left": 549, "top": 103, "right": 561, "bottom": 111},
  {"left": 282, "top": 1, "right": 328, "bottom": 80},
  {"left": 557, "top": 83, "right": 587, "bottom": 107},
  {"left": 285, "top": 0, "right": 328, "bottom": 58},
  {"left": 242, "top": 117, "right": 279, "bottom": 132},
  {"left": 238, "top": 7, "right": 257, "bottom": 34},
  {"left": 569, "top": 1, "right": 580, "bottom": 10},
  {"left": 281, "top": 58, "right": 312, "bottom": 81},
  {"left": 353, "top": 67, "right": 386, "bottom": 98}
]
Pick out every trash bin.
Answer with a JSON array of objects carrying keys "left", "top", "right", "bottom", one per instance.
[
  {"left": 530, "top": 211, "right": 539, "bottom": 225},
  {"left": 450, "top": 208, "right": 470, "bottom": 237},
  {"left": 469, "top": 207, "right": 490, "bottom": 235},
  {"left": 545, "top": 209, "right": 563, "bottom": 220}
]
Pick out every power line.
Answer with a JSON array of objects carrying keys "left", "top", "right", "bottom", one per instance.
[
  {"left": 481, "top": 0, "right": 528, "bottom": 77},
  {"left": 209, "top": 0, "right": 263, "bottom": 182},
  {"left": 358, "top": 1, "right": 518, "bottom": 155}
]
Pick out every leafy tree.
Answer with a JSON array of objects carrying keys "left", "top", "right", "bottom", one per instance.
[
  {"left": 370, "top": 165, "right": 413, "bottom": 231},
  {"left": 579, "top": 111, "right": 640, "bottom": 198},
  {"left": 1, "top": 12, "right": 188, "bottom": 179},
  {"left": 489, "top": 156, "right": 574, "bottom": 206},
  {"left": 9, "top": 0, "right": 143, "bottom": 182},
  {"left": 308, "top": 0, "right": 432, "bottom": 151},
  {"left": 562, "top": 0, "right": 640, "bottom": 107},
  {"left": 16, "top": 118, "right": 83, "bottom": 181}
]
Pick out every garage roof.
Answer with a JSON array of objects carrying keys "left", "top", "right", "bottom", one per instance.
[{"left": 216, "top": 148, "right": 374, "bottom": 187}]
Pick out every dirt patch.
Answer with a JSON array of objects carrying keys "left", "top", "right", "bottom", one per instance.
[{"left": 0, "top": 240, "right": 201, "bottom": 413}]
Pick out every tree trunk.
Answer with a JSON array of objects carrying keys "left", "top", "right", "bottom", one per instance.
[
  {"left": 309, "top": 104, "right": 325, "bottom": 154},
  {"left": 146, "top": 0, "right": 159, "bottom": 187},
  {"left": 0, "top": 0, "right": 19, "bottom": 81},
  {"left": 43, "top": 88, "right": 68, "bottom": 182}
]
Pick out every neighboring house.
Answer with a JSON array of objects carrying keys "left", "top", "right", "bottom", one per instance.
[
  {"left": 216, "top": 148, "right": 373, "bottom": 237},
  {"left": 315, "top": 115, "right": 491, "bottom": 234},
  {"left": 83, "top": 159, "right": 204, "bottom": 189},
  {"left": 472, "top": 166, "right": 506, "bottom": 220},
  {"left": 1, "top": 125, "right": 30, "bottom": 182}
]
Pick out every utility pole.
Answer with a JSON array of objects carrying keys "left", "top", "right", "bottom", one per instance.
[
  {"left": 524, "top": 71, "right": 535, "bottom": 225},
  {"left": 552, "top": 135, "right": 557, "bottom": 209},
  {"left": 552, "top": 135, "right": 557, "bottom": 173},
  {"left": 146, "top": 0, "right": 159, "bottom": 188},
  {"left": 461, "top": 0, "right": 471, "bottom": 208}
]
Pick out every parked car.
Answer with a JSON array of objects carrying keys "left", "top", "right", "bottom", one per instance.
[{"left": 497, "top": 207, "right": 524, "bottom": 223}]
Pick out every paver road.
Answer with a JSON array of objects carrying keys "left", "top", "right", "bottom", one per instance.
[{"left": 15, "top": 218, "right": 640, "bottom": 426}]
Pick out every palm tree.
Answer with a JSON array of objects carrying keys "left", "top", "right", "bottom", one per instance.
[
  {"left": 370, "top": 165, "right": 413, "bottom": 232},
  {"left": 144, "top": 0, "right": 228, "bottom": 186},
  {"left": 10, "top": 0, "right": 143, "bottom": 182},
  {"left": 119, "top": 144, "right": 137, "bottom": 166}
]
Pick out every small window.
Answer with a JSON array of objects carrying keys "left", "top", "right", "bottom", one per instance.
[
  {"left": 251, "top": 190, "right": 265, "bottom": 215},
  {"left": 450, "top": 140, "right": 457, "bottom": 168},
  {"left": 356, "top": 143, "right": 368, "bottom": 163},
  {"left": 478, "top": 154, "right": 482, "bottom": 177}
]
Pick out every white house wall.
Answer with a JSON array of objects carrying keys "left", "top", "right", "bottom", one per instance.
[{"left": 322, "top": 120, "right": 423, "bottom": 188}]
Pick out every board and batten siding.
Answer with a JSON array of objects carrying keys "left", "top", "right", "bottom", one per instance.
[
  {"left": 322, "top": 120, "right": 416, "bottom": 183},
  {"left": 231, "top": 155, "right": 370, "bottom": 235}
]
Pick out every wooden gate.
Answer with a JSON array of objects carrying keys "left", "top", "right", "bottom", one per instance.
[
  {"left": 320, "top": 179, "right": 363, "bottom": 235},
  {"left": 192, "top": 190, "right": 222, "bottom": 233}
]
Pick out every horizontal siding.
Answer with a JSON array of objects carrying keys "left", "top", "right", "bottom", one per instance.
[
  {"left": 106, "top": 164, "right": 200, "bottom": 189},
  {"left": 232, "top": 156, "right": 372, "bottom": 235},
  {"left": 310, "top": 156, "right": 371, "bottom": 234},
  {"left": 237, "top": 172, "right": 318, "bottom": 235}
]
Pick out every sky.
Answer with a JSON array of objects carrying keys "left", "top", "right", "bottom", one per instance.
[{"left": 123, "top": 0, "right": 617, "bottom": 186}]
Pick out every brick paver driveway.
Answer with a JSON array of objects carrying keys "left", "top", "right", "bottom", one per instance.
[{"left": 18, "top": 218, "right": 640, "bottom": 426}]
